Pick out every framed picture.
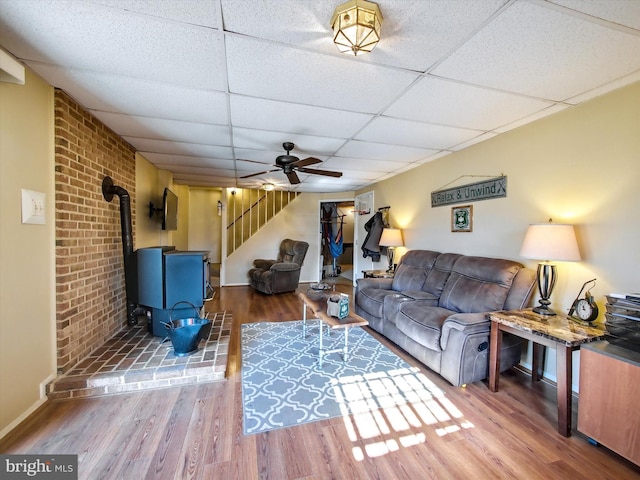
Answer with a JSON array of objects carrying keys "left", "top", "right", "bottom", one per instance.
[{"left": 451, "top": 205, "right": 473, "bottom": 232}]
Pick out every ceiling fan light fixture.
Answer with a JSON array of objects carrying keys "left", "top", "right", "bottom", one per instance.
[{"left": 330, "top": 0, "right": 383, "bottom": 56}]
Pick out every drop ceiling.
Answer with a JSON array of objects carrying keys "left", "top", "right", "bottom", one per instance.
[{"left": 1, "top": 0, "right": 639, "bottom": 192}]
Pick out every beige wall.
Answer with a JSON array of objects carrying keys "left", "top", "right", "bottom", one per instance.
[
  {"left": 361, "top": 81, "right": 640, "bottom": 388},
  {"left": 224, "top": 191, "right": 356, "bottom": 285},
  {"left": 135, "top": 154, "right": 190, "bottom": 250},
  {"left": 188, "top": 187, "right": 222, "bottom": 262},
  {"left": 1, "top": 66, "right": 637, "bottom": 437},
  {"left": 135, "top": 153, "right": 170, "bottom": 248},
  {"left": 0, "top": 69, "right": 56, "bottom": 436}
]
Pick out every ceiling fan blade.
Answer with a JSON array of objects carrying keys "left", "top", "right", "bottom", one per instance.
[
  {"left": 296, "top": 167, "right": 342, "bottom": 178},
  {"left": 286, "top": 170, "right": 301, "bottom": 184},
  {"left": 293, "top": 157, "right": 322, "bottom": 168},
  {"left": 237, "top": 158, "right": 272, "bottom": 165},
  {"left": 240, "top": 168, "right": 279, "bottom": 179}
]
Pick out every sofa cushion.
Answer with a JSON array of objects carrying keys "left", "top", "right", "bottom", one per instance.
[
  {"left": 391, "top": 250, "right": 440, "bottom": 292},
  {"left": 438, "top": 256, "right": 522, "bottom": 313},
  {"left": 384, "top": 291, "right": 439, "bottom": 325},
  {"left": 423, "top": 253, "right": 461, "bottom": 296},
  {"left": 356, "top": 288, "right": 397, "bottom": 319},
  {"left": 396, "top": 302, "right": 455, "bottom": 351}
]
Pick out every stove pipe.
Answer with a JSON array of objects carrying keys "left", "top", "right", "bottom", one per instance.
[{"left": 102, "top": 176, "right": 140, "bottom": 325}]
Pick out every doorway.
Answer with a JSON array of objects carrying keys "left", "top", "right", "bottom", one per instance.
[{"left": 319, "top": 200, "right": 354, "bottom": 287}]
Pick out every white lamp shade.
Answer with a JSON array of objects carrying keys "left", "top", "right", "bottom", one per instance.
[
  {"left": 379, "top": 228, "right": 403, "bottom": 247},
  {"left": 520, "top": 223, "right": 581, "bottom": 262}
]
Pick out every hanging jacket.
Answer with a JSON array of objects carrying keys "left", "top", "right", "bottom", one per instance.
[{"left": 362, "top": 211, "right": 384, "bottom": 261}]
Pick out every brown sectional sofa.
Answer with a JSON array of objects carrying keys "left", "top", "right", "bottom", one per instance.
[{"left": 355, "top": 250, "right": 536, "bottom": 386}]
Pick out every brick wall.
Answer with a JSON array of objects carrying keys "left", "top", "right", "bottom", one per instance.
[{"left": 54, "top": 90, "right": 136, "bottom": 372}]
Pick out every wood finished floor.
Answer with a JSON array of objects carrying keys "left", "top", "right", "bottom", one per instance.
[{"left": 1, "top": 283, "right": 639, "bottom": 480}]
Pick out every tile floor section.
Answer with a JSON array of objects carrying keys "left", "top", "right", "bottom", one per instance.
[{"left": 47, "top": 311, "right": 231, "bottom": 400}]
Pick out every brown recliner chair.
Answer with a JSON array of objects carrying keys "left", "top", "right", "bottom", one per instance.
[{"left": 248, "top": 239, "right": 309, "bottom": 294}]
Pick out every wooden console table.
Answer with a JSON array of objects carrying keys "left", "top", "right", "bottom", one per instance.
[
  {"left": 487, "top": 309, "right": 605, "bottom": 437},
  {"left": 298, "top": 291, "right": 368, "bottom": 367}
]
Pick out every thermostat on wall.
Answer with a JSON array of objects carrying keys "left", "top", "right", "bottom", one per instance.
[{"left": 21, "top": 189, "right": 46, "bottom": 224}]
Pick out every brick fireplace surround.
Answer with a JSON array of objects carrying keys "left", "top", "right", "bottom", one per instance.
[{"left": 54, "top": 90, "right": 136, "bottom": 373}]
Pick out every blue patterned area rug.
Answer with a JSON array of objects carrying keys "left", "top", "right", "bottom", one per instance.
[{"left": 241, "top": 320, "right": 444, "bottom": 435}]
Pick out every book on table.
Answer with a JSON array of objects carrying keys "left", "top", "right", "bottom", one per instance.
[{"left": 609, "top": 292, "right": 640, "bottom": 303}]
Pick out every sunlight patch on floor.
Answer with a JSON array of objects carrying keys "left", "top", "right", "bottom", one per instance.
[{"left": 331, "top": 367, "right": 474, "bottom": 459}]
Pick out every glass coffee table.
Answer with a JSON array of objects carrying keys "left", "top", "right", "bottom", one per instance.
[{"left": 298, "top": 291, "right": 369, "bottom": 367}]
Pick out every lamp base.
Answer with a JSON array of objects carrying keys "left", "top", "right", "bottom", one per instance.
[
  {"left": 533, "top": 305, "right": 557, "bottom": 316},
  {"left": 533, "top": 263, "right": 558, "bottom": 316},
  {"left": 386, "top": 246, "right": 395, "bottom": 273}
]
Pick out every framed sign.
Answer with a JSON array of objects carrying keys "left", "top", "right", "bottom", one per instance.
[{"left": 451, "top": 205, "right": 473, "bottom": 232}]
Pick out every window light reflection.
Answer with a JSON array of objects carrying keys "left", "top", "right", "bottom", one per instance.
[{"left": 331, "top": 366, "right": 473, "bottom": 460}]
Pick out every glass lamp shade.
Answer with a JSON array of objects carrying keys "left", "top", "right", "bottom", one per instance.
[
  {"left": 330, "top": 0, "right": 383, "bottom": 55},
  {"left": 520, "top": 223, "right": 580, "bottom": 315}
]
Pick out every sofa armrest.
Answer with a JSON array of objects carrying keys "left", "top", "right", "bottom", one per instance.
[
  {"left": 440, "top": 312, "right": 491, "bottom": 350},
  {"left": 356, "top": 277, "right": 393, "bottom": 291},
  {"left": 270, "top": 262, "right": 300, "bottom": 272},
  {"left": 254, "top": 259, "right": 276, "bottom": 270}
]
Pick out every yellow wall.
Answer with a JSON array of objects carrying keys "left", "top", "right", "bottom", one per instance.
[
  {"left": 135, "top": 153, "right": 189, "bottom": 250},
  {"left": 224, "top": 191, "right": 355, "bottom": 285},
  {"left": 188, "top": 187, "right": 222, "bottom": 262},
  {"left": 0, "top": 69, "right": 56, "bottom": 436},
  {"left": 362, "top": 81, "right": 640, "bottom": 388},
  {"left": 1, "top": 66, "right": 637, "bottom": 437},
  {"left": 365, "top": 81, "right": 639, "bottom": 311}
]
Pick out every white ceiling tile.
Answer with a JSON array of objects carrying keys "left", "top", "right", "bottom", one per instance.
[
  {"left": 30, "top": 64, "right": 228, "bottom": 124},
  {"left": 449, "top": 132, "right": 499, "bottom": 151},
  {"left": 385, "top": 76, "right": 555, "bottom": 130},
  {"left": 231, "top": 128, "right": 345, "bottom": 155},
  {"left": 225, "top": 36, "right": 419, "bottom": 114},
  {"left": 125, "top": 138, "right": 233, "bottom": 158},
  {"left": 90, "top": 0, "right": 220, "bottom": 28},
  {"left": 92, "top": 112, "right": 231, "bottom": 146},
  {"left": 142, "top": 153, "right": 236, "bottom": 169},
  {"left": 323, "top": 157, "right": 409, "bottom": 173},
  {"left": 221, "top": 0, "right": 331, "bottom": 50},
  {"left": 2, "top": 1, "right": 638, "bottom": 192},
  {"left": 565, "top": 70, "right": 640, "bottom": 104},
  {"left": 368, "top": 0, "right": 509, "bottom": 71},
  {"left": 336, "top": 140, "right": 437, "bottom": 162},
  {"left": 0, "top": 0, "right": 226, "bottom": 90},
  {"left": 550, "top": 0, "right": 640, "bottom": 30},
  {"left": 356, "top": 117, "right": 482, "bottom": 150},
  {"left": 155, "top": 165, "right": 236, "bottom": 177},
  {"left": 220, "top": 0, "right": 508, "bottom": 72},
  {"left": 432, "top": 1, "right": 640, "bottom": 101},
  {"left": 230, "top": 96, "right": 373, "bottom": 138},
  {"left": 492, "top": 104, "right": 570, "bottom": 133},
  {"left": 232, "top": 148, "right": 281, "bottom": 165},
  {"left": 339, "top": 169, "right": 385, "bottom": 181}
]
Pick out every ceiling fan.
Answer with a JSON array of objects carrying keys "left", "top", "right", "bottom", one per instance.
[{"left": 240, "top": 142, "right": 343, "bottom": 185}]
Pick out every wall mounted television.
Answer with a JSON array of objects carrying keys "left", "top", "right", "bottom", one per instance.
[{"left": 162, "top": 187, "right": 178, "bottom": 231}]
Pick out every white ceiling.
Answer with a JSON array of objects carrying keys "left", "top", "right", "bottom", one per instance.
[{"left": 1, "top": 0, "right": 639, "bottom": 192}]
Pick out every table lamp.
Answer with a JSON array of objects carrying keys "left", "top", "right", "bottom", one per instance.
[
  {"left": 379, "top": 228, "right": 403, "bottom": 273},
  {"left": 520, "top": 221, "right": 581, "bottom": 315}
]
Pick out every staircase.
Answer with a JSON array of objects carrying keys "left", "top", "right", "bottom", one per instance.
[{"left": 226, "top": 188, "right": 300, "bottom": 255}]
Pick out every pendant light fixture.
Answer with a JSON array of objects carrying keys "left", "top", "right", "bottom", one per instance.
[{"left": 330, "top": 0, "right": 383, "bottom": 56}]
